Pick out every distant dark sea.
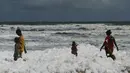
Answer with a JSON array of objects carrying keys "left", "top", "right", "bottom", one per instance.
[{"left": 0, "top": 21, "right": 130, "bottom": 25}]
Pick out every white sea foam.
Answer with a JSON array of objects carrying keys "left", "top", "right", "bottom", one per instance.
[{"left": 0, "top": 44, "right": 129, "bottom": 73}]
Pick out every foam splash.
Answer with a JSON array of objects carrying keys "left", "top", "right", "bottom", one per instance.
[{"left": 0, "top": 44, "right": 129, "bottom": 73}]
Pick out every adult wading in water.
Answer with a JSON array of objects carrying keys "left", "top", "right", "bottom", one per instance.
[
  {"left": 16, "top": 28, "right": 27, "bottom": 58},
  {"left": 100, "top": 30, "right": 119, "bottom": 60}
]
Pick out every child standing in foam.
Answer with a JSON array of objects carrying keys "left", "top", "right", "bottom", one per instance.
[
  {"left": 71, "top": 41, "right": 78, "bottom": 57},
  {"left": 13, "top": 37, "right": 21, "bottom": 61}
]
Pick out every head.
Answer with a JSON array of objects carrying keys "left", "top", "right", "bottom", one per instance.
[
  {"left": 106, "top": 30, "right": 112, "bottom": 35},
  {"left": 14, "top": 37, "right": 19, "bottom": 43},
  {"left": 72, "top": 41, "right": 76, "bottom": 44},
  {"left": 16, "top": 28, "right": 22, "bottom": 36}
]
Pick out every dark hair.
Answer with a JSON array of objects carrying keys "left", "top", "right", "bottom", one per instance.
[
  {"left": 106, "top": 30, "right": 112, "bottom": 35},
  {"left": 16, "top": 28, "right": 22, "bottom": 36},
  {"left": 14, "top": 37, "right": 19, "bottom": 43},
  {"left": 72, "top": 41, "right": 76, "bottom": 46},
  {"left": 72, "top": 41, "right": 75, "bottom": 43}
]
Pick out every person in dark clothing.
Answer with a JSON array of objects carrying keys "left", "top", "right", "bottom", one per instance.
[
  {"left": 71, "top": 41, "right": 78, "bottom": 57},
  {"left": 100, "top": 30, "right": 119, "bottom": 60},
  {"left": 13, "top": 37, "right": 21, "bottom": 61}
]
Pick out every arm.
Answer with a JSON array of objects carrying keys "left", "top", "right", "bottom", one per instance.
[
  {"left": 24, "top": 45, "right": 27, "bottom": 53},
  {"left": 100, "top": 43, "right": 105, "bottom": 51},
  {"left": 75, "top": 42, "right": 78, "bottom": 46},
  {"left": 113, "top": 37, "right": 119, "bottom": 51},
  {"left": 100, "top": 37, "right": 107, "bottom": 51},
  {"left": 14, "top": 45, "right": 17, "bottom": 53}
]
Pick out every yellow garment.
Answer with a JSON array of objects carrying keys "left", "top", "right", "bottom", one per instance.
[{"left": 19, "top": 35, "right": 25, "bottom": 53}]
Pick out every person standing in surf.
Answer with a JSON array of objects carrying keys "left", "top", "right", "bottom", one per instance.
[
  {"left": 16, "top": 28, "right": 27, "bottom": 58},
  {"left": 100, "top": 30, "right": 119, "bottom": 60},
  {"left": 71, "top": 41, "right": 78, "bottom": 57},
  {"left": 13, "top": 37, "right": 21, "bottom": 61}
]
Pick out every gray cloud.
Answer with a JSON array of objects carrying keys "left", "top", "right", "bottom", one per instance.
[
  {"left": 0, "top": 0, "right": 130, "bottom": 11},
  {"left": 23, "top": 0, "right": 130, "bottom": 10},
  {"left": 23, "top": 0, "right": 108, "bottom": 9},
  {"left": 0, "top": 0, "right": 130, "bottom": 21}
]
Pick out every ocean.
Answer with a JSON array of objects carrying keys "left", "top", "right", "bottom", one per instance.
[
  {"left": 0, "top": 24, "right": 130, "bottom": 51},
  {"left": 0, "top": 23, "right": 130, "bottom": 73}
]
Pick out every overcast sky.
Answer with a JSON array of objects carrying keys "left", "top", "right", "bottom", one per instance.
[{"left": 0, "top": 0, "right": 130, "bottom": 21}]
